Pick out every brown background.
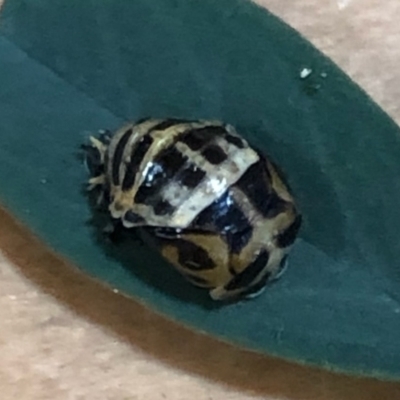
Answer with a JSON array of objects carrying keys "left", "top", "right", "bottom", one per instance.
[{"left": 1, "top": 1, "right": 400, "bottom": 399}]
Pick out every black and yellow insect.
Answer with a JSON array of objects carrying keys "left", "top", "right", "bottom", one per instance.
[{"left": 83, "top": 118, "right": 301, "bottom": 301}]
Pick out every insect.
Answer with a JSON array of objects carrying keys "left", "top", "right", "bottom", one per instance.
[{"left": 83, "top": 118, "right": 301, "bottom": 301}]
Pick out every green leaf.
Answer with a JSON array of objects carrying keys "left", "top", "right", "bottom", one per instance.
[{"left": 1, "top": 0, "right": 400, "bottom": 379}]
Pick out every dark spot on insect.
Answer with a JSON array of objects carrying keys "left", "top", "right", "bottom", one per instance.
[
  {"left": 236, "top": 160, "right": 286, "bottom": 218},
  {"left": 175, "top": 240, "right": 216, "bottom": 270},
  {"left": 179, "top": 126, "right": 226, "bottom": 151},
  {"left": 225, "top": 250, "right": 270, "bottom": 291},
  {"left": 264, "top": 192, "right": 288, "bottom": 218},
  {"left": 201, "top": 144, "right": 228, "bottom": 165},
  {"left": 122, "top": 135, "right": 153, "bottom": 191},
  {"left": 123, "top": 210, "right": 145, "bottom": 225},
  {"left": 112, "top": 128, "right": 133, "bottom": 186},
  {"left": 177, "top": 164, "right": 206, "bottom": 188},
  {"left": 224, "top": 133, "right": 244, "bottom": 148},
  {"left": 192, "top": 191, "right": 253, "bottom": 253},
  {"left": 157, "top": 146, "right": 188, "bottom": 174},
  {"left": 153, "top": 199, "right": 175, "bottom": 216},
  {"left": 236, "top": 160, "right": 269, "bottom": 200},
  {"left": 228, "top": 226, "right": 253, "bottom": 254},
  {"left": 134, "top": 186, "right": 152, "bottom": 204},
  {"left": 276, "top": 214, "right": 302, "bottom": 248},
  {"left": 151, "top": 119, "right": 189, "bottom": 131},
  {"left": 134, "top": 147, "right": 188, "bottom": 204}
]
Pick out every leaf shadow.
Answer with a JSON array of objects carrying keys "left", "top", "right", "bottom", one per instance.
[{"left": 82, "top": 185, "right": 224, "bottom": 310}]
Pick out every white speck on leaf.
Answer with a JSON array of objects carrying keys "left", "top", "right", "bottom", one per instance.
[
  {"left": 300, "top": 67, "right": 312, "bottom": 79},
  {"left": 321, "top": 72, "right": 328, "bottom": 78}
]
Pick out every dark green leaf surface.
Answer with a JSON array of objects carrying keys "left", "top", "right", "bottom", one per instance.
[{"left": 1, "top": 0, "right": 400, "bottom": 379}]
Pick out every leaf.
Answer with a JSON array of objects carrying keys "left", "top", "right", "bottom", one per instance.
[{"left": 1, "top": 0, "right": 400, "bottom": 379}]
